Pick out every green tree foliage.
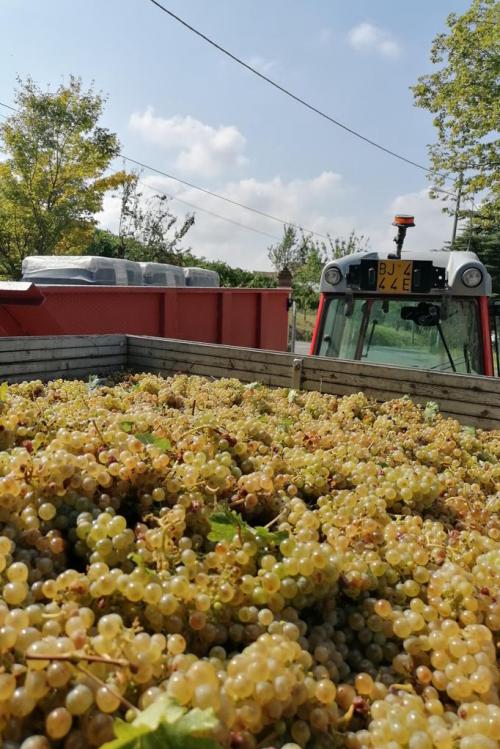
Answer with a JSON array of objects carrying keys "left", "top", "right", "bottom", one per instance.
[
  {"left": 411, "top": 0, "right": 499, "bottom": 221},
  {"left": 268, "top": 226, "right": 368, "bottom": 313},
  {"left": 0, "top": 76, "right": 126, "bottom": 278},
  {"left": 267, "top": 226, "right": 308, "bottom": 273},
  {"left": 116, "top": 175, "right": 195, "bottom": 263}
]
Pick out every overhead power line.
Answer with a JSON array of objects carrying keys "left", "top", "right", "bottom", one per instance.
[
  {"left": 146, "top": 0, "right": 451, "bottom": 181},
  {"left": 139, "top": 180, "right": 281, "bottom": 241},
  {"left": 122, "top": 155, "right": 329, "bottom": 238}
]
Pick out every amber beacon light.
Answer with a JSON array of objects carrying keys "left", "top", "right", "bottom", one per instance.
[
  {"left": 393, "top": 214, "right": 415, "bottom": 257},
  {"left": 393, "top": 214, "right": 415, "bottom": 227}
]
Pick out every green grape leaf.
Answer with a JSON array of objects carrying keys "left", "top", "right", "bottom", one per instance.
[
  {"left": 278, "top": 417, "right": 293, "bottom": 432},
  {"left": 127, "top": 553, "right": 155, "bottom": 576},
  {"left": 208, "top": 508, "right": 247, "bottom": 542},
  {"left": 101, "top": 697, "right": 220, "bottom": 749},
  {"left": 162, "top": 707, "right": 220, "bottom": 748},
  {"left": 208, "top": 509, "right": 287, "bottom": 547},
  {"left": 424, "top": 401, "right": 439, "bottom": 422},
  {"left": 88, "top": 374, "right": 106, "bottom": 390},
  {"left": 244, "top": 381, "right": 262, "bottom": 390},
  {"left": 0, "top": 382, "right": 8, "bottom": 401},
  {"left": 135, "top": 432, "right": 171, "bottom": 451},
  {"left": 120, "top": 421, "right": 134, "bottom": 433},
  {"left": 254, "top": 526, "right": 288, "bottom": 546},
  {"left": 134, "top": 692, "right": 185, "bottom": 730},
  {"left": 462, "top": 425, "right": 476, "bottom": 436}
]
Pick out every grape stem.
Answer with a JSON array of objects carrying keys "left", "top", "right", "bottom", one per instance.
[
  {"left": 27, "top": 652, "right": 130, "bottom": 668},
  {"left": 76, "top": 662, "right": 136, "bottom": 712},
  {"left": 92, "top": 418, "right": 105, "bottom": 442},
  {"left": 264, "top": 509, "right": 286, "bottom": 529}
]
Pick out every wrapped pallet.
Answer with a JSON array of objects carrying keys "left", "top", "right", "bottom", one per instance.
[
  {"left": 21, "top": 256, "right": 142, "bottom": 286},
  {"left": 183, "top": 267, "right": 220, "bottom": 287},
  {"left": 139, "top": 262, "right": 185, "bottom": 287}
]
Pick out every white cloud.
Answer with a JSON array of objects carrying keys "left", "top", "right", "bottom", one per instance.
[
  {"left": 366, "top": 189, "right": 454, "bottom": 252},
  {"left": 97, "top": 170, "right": 349, "bottom": 270},
  {"left": 348, "top": 22, "right": 401, "bottom": 58},
  {"left": 245, "top": 55, "right": 278, "bottom": 74},
  {"left": 129, "top": 108, "right": 248, "bottom": 178}
]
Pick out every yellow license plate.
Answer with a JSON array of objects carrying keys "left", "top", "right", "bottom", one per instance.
[{"left": 377, "top": 260, "right": 413, "bottom": 293}]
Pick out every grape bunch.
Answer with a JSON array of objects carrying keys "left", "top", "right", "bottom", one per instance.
[{"left": 0, "top": 373, "right": 497, "bottom": 749}]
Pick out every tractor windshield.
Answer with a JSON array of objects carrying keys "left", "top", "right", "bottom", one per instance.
[{"left": 318, "top": 295, "right": 483, "bottom": 374}]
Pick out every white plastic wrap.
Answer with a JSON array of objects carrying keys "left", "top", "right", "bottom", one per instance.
[
  {"left": 183, "top": 267, "right": 220, "bottom": 288},
  {"left": 21, "top": 256, "right": 142, "bottom": 286},
  {"left": 139, "top": 262, "right": 185, "bottom": 287}
]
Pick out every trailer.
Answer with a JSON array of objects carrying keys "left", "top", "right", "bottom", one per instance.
[
  {"left": 0, "top": 285, "right": 290, "bottom": 351},
  {"left": 2, "top": 334, "right": 500, "bottom": 430}
]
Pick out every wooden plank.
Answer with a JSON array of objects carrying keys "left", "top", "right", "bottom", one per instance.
[
  {"left": 2, "top": 355, "right": 124, "bottom": 378},
  {"left": 127, "top": 336, "right": 500, "bottom": 395},
  {"left": 0, "top": 344, "right": 125, "bottom": 364},
  {"left": 127, "top": 356, "right": 292, "bottom": 388},
  {"left": 128, "top": 348, "right": 292, "bottom": 378},
  {"left": 6, "top": 365, "right": 121, "bottom": 384},
  {"left": 0, "top": 334, "right": 125, "bottom": 352},
  {"left": 301, "top": 355, "right": 500, "bottom": 394}
]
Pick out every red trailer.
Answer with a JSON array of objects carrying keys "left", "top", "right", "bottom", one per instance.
[{"left": 0, "top": 284, "right": 290, "bottom": 351}]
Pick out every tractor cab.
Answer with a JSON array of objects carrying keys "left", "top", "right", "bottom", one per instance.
[{"left": 310, "top": 216, "right": 494, "bottom": 375}]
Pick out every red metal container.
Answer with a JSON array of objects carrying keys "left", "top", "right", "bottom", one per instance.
[{"left": 0, "top": 285, "right": 290, "bottom": 351}]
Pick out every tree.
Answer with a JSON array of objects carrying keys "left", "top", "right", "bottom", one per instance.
[
  {"left": 267, "top": 226, "right": 308, "bottom": 272},
  {"left": 0, "top": 76, "right": 126, "bottom": 278},
  {"left": 411, "top": 0, "right": 499, "bottom": 223},
  {"left": 267, "top": 226, "right": 369, "bottom": 314},
  {"left": 86, "top": 174, "right": 195, "bottom": 264}
]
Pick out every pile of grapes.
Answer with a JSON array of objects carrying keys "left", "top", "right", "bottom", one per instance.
[{"left": 0, "top": 373, "right": 498, "bottom": 749}]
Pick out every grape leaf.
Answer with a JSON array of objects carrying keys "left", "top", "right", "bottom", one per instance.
[
  {"left": 101, "top": 696, "right": 220, "bottom": 749},
  {"left": 208, "top": 508, "right": 287, "bottom": 547},
  {"left": 127, "top": 552, "right": 155, "bottom": 576},
  {"left": 244, "top": 381, "right": 262, "bottom": 390},
  {"left": 88, "top": 374, "right": 106, "bottom": 390},
  {"left": 0, "top": 382, "right": 8, "bottom": 401},
  {"left": 208, "top": 508, "right": 247, "bottom": 542},
  {"left": 424, "top": 401, "right": 439, "bottom": 422},
  {"left": 135, "top": 432, "right": 171, "bottom": 451},
  {"left": 278, "top": 417, "right": 293, "bottom": 432},
  {"left": 462, "top": 425, "right": 476, "bottom": 436},
  {"left": 254, "top": 526, "right": 288, "bottom": 546}
]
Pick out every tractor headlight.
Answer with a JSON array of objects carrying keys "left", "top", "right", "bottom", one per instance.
[
  {"left": 462, "top": 267, "right": 483, "bottom": 288},
  {"left": 324, "top": 266, "right": 342, "bottom": 286}
]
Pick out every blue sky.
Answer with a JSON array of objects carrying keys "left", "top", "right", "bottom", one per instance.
[{"left": 0, "top": 0, "right": 471, "bottom": 269}]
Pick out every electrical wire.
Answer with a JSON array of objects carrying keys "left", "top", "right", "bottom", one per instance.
[
  {"left": 146, "top": 0, "right": 453, "bottom": 182},
  {"left": 121, "top": 154, "right": 329, "bottom": 238},
  {"left": 138, "top": 179, "right": 281, "bottom": 241}
]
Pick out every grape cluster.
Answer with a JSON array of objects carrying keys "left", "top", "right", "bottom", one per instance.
[{"left": 0, "top": 374, "right": 497, "bottom": 749}]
